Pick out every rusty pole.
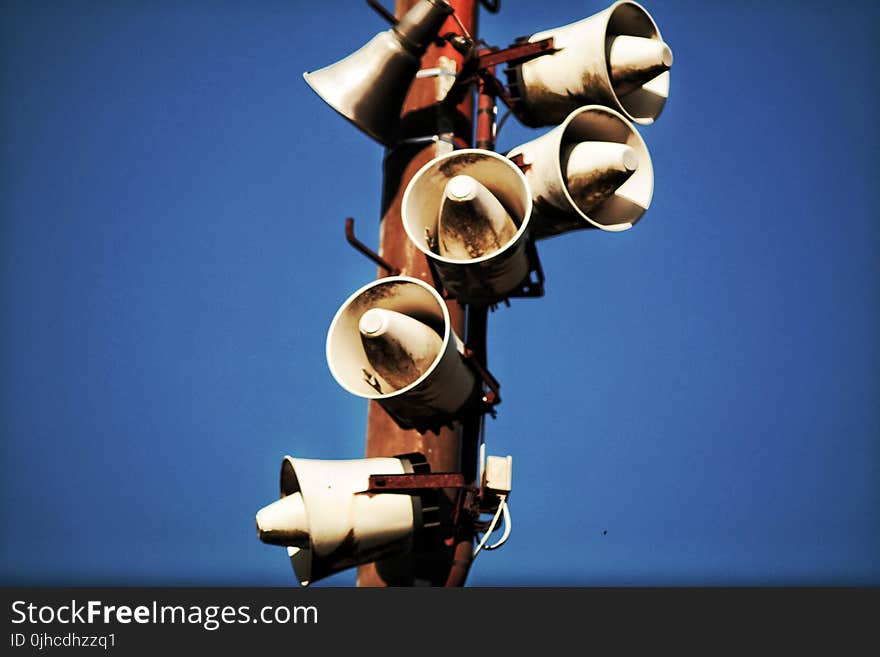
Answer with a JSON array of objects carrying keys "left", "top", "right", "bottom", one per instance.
[
  {"left": 476, "top": 54, "right": 497, "bottom": 151},
  {"left": 358, "top": 0, "right": 479, "bottom": 587}
]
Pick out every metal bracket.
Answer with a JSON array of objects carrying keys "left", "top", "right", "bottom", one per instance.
[
  {"left": 362, "top": 471, "right": 506, "bottom": 539},
  {"left": 366, "top": 0, "right": 397, "bottom": 26},
  {"left": 461, "top": 347, "right": 501, "bottom": 408},
  {"left": 476, "top": 38, "right": 556, "bottom": 70},
  {"left": 508, "top": 152, "right": 530, "bottom": 173},
  {"left": 379, "top": 378, "right": 497, "bottom": 435},
  {"left": 425, "top": 236, "right": 545, "bottom": 306},
  {"left": 443, "top": 36, "right": 555, "bottom": 116},
  {"left": 416, "top": 67, "right": 459, "bottom": 80},
  {"left": 384, "top": 133, "right": 459, "bottom": 157},
  {"left": 345, "top": 217, "right": 400, "bottom": 276},
  {"left": 365, "top": 472, "right": 468, "bottom": 494}
]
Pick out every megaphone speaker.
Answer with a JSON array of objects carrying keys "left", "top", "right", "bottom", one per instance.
[
  {"left": 326, "top": 276, "right": 478, "bottom": 430},
  {"left": 256, "top": 454, "right": 427, "bottom": 587},
  {"left": 303, "top": 0, "right": 454, "bottom": 145},
  {"left": 507, "top": 105, "right": 653, "bottom": 239},
  {"left": 505, "top": 0, "right": 672, "bottom": 127},
  {"left": 402, "top": 149, "right": 533, "bottom": 304}
]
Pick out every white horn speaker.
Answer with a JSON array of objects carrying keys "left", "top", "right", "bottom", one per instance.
[
  {"left": 505, "top": 0, "right": 672, "bottom": 127},
  {"left": 303, "top": 0, "right": 454, "bottom": 145},
  {"left": 326, "top": 276, "right": 478, "bottom": 430},
  {"left": 256, "top": 454, "right": 425, "bottom": 587},
  {"left": 506, "top": 105, "right": 653, "bottom": 239},
  {"left": 402, "top": 149, "right": 533, "bottom": 304}
]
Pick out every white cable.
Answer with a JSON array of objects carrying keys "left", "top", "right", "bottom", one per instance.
[
  {"left": 482, "top": 499, "right": 511, "bottom": 551},
  {"left": 472, "top": 494, "right": 508, "bottom": 558}
]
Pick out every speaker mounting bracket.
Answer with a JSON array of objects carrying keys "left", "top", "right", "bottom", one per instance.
[
  {"left": 444, "top": 37, "right": 556, "bottom": 110},
  {"left": 362, "top": 471, "right": 509, "bottom": 542},
  {"left": 461, "top": 346, "right": 501, "bottom": 408},
  {"left": 365, "top": 472, "right": 468, "bottom": 493},
  {"left": 476, "top": 38, "right": 556, "bottom": 70},
  {"left": 345, "top": 217, "right": 401, "bottom": 276}
]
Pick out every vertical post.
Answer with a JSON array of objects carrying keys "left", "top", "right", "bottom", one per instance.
[
  {"left": 476, "top": 53, "right": 497, "bottom": 151},
  {"left": 441, "top": 50, "right": 498, "bottom": 588},
  {"left": 358, "top": 0, "right": 479, "bottom": 587}
]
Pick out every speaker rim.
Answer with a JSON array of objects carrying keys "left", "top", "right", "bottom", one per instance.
[
  {"left": 325, "top": 275, "right": 454, "bottom": 401},
  {"left": 554, "top": 104, "right": 654, "bottom": 232},
  {"left": 401, "top": 148, "right": 534, "bottom": 266}
]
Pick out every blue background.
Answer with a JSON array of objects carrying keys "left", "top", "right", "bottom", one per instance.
[{"left": 1, "top": 0, "right": 878, "bottom": 586}]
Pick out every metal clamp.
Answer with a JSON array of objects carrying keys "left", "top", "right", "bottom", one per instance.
[
  {"left": 361, "top": 470, "right": 509, "bottom": 546},
  {"left": 384, "top": 133, "right": 460, "bottom": 156},
  {"left": 462, "top": 347, "right": 501, "bottom": 407},
  {"left": 416, "top": 67, "right": 459, "bottom": 80}
]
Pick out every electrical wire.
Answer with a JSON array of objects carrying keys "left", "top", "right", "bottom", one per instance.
[
  {"left": 482, "top": 499, "right": 511, "bottom": 551},
  {"left": 472, "top": 493, "right": 510, "bottom": 557}
]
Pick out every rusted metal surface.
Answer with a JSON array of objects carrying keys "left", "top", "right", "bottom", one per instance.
[
  {"left": 476, "top": 49, "right": 496, "bottom": 150},
  {"left": 345, "top": 218, "right": 400, "bottom": 276},
  {"left": 358, "top": 0, "right": 478, "bottom": 588},
  {"left": 462, "top": 345, "right": 500, "bottom": 405},
  {"left": 366, "top": 472, "right": 467, "bottom": 492},
  {"left": 476, "top": 37, "right": 555, "bottom": 69},
  {"left": 508, "top": 152, "right": 529, "bottom": 172}
]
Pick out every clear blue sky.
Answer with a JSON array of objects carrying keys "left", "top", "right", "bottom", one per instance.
[{"left": 1, "top": 0, "right": 878, "bottom": 586}]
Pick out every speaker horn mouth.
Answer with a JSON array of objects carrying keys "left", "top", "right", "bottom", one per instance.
[
  {"left": 302, "top": 32, "right": 419, "bottom": 146},
  {"left": 402, "top": 149, "right": 532, "bottom": 266},
  {"left": 270, "top": 455, "right": 419, "bottom": 587},
  {"left": 605, "top": 1, "right": 669, "bottom": 123},
  {"left": 555, "top": 106, "right": 653, "bottom": 231},
  {"left": 507, "top": 105, "right": 653, "bottom": 238},
  {"left": 326, "top": 276, "right": 452, "bottom": 400},
  {"left": 506, "top": 0, "right": 670, "bottom": 127}
]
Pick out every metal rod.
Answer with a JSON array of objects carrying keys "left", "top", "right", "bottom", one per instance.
[
  {"left": 366, "top": 0, "right": 398, "bottom": 26},
  {"left": 477, "top": 37, "right": 555, "bottom": 69},
  {"left": 345, "top": 217, "right": 400, "bottom": 275},
  {"left": 449, "top": 8, "right": 473, "bottom": 43},
  {"left": 366, "top": 472, "right": 467, "bottom": 492},
  {"left": 463, "top": 344, "right": 501, "bottom": 405}
]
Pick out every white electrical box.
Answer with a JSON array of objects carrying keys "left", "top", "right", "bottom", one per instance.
[{"left": 482, "top": 455, "right": 513, "bottom": 495}]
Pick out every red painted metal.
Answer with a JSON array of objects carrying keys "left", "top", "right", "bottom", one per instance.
[
  {"left": 475, "top": 48, "right": 496, "bottom": 150},
  {"left": 477, "top": 37, "right": 555, "bottom": 69}
]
